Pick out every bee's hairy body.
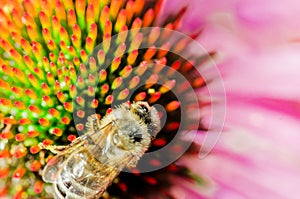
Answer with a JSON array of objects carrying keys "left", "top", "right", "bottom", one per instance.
[
  {"left": 41, "top": 102, "right": 160, "bottom": 199},
  {"left": 51, "top": 142, "right": 124, "bottom": 199}
]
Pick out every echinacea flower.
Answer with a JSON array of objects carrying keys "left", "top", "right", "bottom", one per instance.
[
  {"left": 0, "top": 0, "right": 219, "bottom": 198},
  {"left": 4, "top": 0, "right": 299, "bottom": 198}
]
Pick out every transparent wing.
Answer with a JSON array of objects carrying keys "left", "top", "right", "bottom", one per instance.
[
  {"left": 92, "top": 155, "right": 135, "bottom": 199},
  {"left": 85, "top": 118, "right": 114, "bottom": 156},
  {"left": 42, "top": 153, "right": 67, "bottom": 183},
  {"left": 85, "top": 115, "right": 139, "bottom": 169},
  {"left": 42, "top": 117, "right": 112, "bottom": 183},
  {"left": 86, "top": 116, "right": 137, "bottom": 169},
  {"left": 42, "top": 139, "right": 85, "bottom": 183}
]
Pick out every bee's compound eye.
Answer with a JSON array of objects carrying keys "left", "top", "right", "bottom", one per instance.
[
  {"left": 133, "top": 133, "right": 143, "bottom": 143},
  {"left": 138, "top": 104, "right": 149, "bottom": 112}
]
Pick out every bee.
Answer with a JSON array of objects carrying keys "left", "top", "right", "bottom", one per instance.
[{"left": 39, "top": 101, "right": 160, "bottom": 199}]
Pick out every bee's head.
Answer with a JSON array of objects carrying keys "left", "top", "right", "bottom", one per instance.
[
  {"left": 110, "top": 101, "right": 161, "bottom": 151},
  {"left": 130, "top": 101, "right": 161, "bottom": 138}
]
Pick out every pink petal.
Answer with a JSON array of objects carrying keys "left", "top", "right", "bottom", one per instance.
[
  {"left": 221, "top": 45, "right": 300, "bottom": 100},
  {"left": 160, "top": 1, "right": 300, "bottom": 198},
  {"left": 184, "top": 102, "right": 300, "bottom": 199}
]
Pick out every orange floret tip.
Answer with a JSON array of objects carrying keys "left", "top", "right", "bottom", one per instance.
[
  {"left": 30, "top": 145, "right": 41, "bottom": 154},
  {"left": 14, "top": 147, "right": 27, "bottom": 158},
  {"left": 42, "top": 139, "right": 53, "bottom": 146},
  {"left": 30, "top": 160, "right": 42, "bottom": 171},
  {"left": 15, "top": 133, "right": 26, "bottom": 142},
  {"left": 67, "top": 134, "right": 76, "bottom": 142},
  {"left": 13, "top": 167, "right": 26, "bottom": 178},
  {"left": 27, "top": 131, "right": 40, "bottom": 138},
  {"left": 34, "top": 181, "right": 44, "bottom": 194}
]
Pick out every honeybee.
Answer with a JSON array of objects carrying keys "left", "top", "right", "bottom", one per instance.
[{"left": 39, "top": 101, "right": 160, "bottom": 199}]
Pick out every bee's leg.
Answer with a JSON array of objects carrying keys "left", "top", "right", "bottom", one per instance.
[
  {"left": 38, "top": 143, "right": 68, "bottom": 154},
  {"left": 69, "top": 135, "right": 86, "bottom": 146},
  {"left": 127, "top": 156, "right": 139, "bottom": 168},
  {"left": 86, "top": 114, "right": 101, "bottom": 132},
  {"left": 127, "top": 160, "right": 138, "bottom": 168},
  {"left": 39, "top": 150, "right": 45, "bottom": 165}
]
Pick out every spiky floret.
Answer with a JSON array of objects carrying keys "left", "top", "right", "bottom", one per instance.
[{"left": 0, "top": 0, "right": 214, "bottom": 198}]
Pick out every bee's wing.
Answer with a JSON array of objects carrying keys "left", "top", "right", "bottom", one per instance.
[
  {"left": 86, "top": 115, "right": 136, "bottom": 168},
  {"left": 42, "top": 139, "right": 84, "bottom": 183},
  {"left": 85, "top": 114, "right": 115, "bottom": 154},
  {"left": 42, "top": 152, "right": 68, "bottom": 183},
  {"left": 42, "top": 116, "right": 112, "bottom": 183},
  {"left": 92, "top": 155, "right": 135, "bottom": 199}
]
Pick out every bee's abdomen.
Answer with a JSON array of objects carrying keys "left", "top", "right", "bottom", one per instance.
[{"left": 54, "top": 150, "right": 107, "bottom": 199}]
